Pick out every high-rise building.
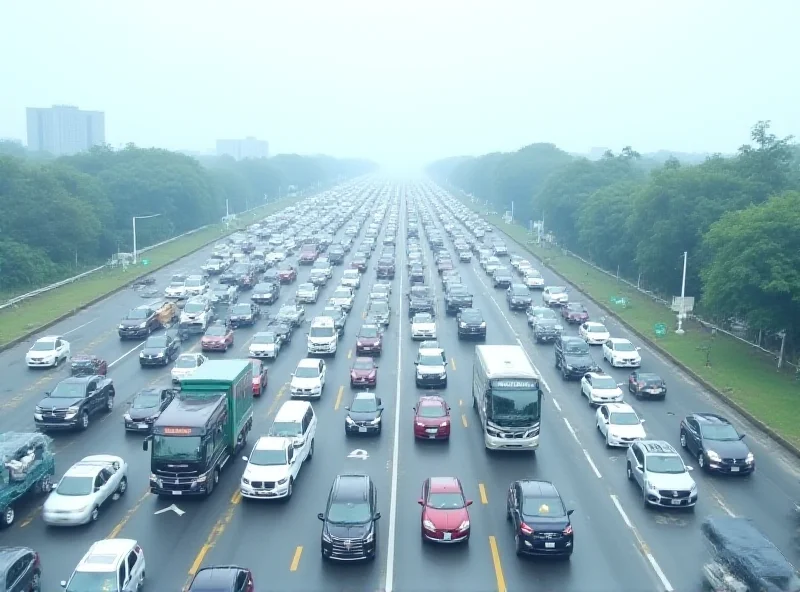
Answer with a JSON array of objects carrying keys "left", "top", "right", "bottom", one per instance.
[
  {"left": 26, "top": 105, "right": 105, "bottom": 155},
  {"left": 215, "top": 137, "right": 269, "bottom": 160}
]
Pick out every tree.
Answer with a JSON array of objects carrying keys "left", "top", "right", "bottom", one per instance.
[{"left": 577, "top": 181, "right": 639, "bottom": 274}]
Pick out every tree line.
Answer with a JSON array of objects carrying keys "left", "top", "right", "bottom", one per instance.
[
  {"left": 427, "top": 121, "right": 800, "bottom": 352},
  {"left": 0, "top": 142, "right": 376, "bottom": 291}
]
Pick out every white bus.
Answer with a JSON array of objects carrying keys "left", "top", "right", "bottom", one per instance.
[{"left": 472, "top": 345, "right": 543, "bottom": 451}]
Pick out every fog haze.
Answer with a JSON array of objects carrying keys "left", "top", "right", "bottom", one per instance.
[{"left": 2, "top": 0, "right": 798, "bottom": 168}]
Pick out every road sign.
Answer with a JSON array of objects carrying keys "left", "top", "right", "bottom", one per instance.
[
  {"left": 671, "top": 297, "right": 694, "bottom": 313},
  {"left": 141, "top": 259, "right": 149, "bottom": 266},
  {"left": 610, "top": 296, "right": 628, "bottom": 307},
  {"left": 347, "top": 449, "right": 369, "bottom": 460},
  {"left": 654, "top": 323, "right": 667, "bottom": 337},
  {"left": 154, "top": 504, "right": 185, "bottom": 516}
]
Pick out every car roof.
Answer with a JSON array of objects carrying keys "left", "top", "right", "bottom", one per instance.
[
  {"left": 0, "top": 546, "right": 33, "bottom": 567},
  {"left": 584, "top": 321, "right": 606, "bottom": 327},
  {"left": 274, "top": 400, "right": 312, "bottom": 421},
  {"left": 78, "top": 539, "right": 138, "bottom": 571},
  {"left": 604, "top": 403, "right": 636, "bottom": 414},
  {"left": 253, "top": 436, "right": 291, "bottom": 451},
  {"left": 60, "top": 376, "right": 93, "bottom": 385},
  {"left": 518, "top": 479, "right": 560, "bottom": 497},
  {"left": 418, "top": 395, "right": 446, "bottom": 406},
  {"left": 639, "top": 440, "right": 678, "bottom": 455},
  {"left": 561, "top": 336, "right": 585, "bottom": 344},
  {"left": 418, "top": 347, "right": 444, "bottom": 356},
  {"left": 428, "top": 476, "right": 461, "bottom": 493},
  {"left": 37, "top": 335, "right": 61, "bottom": 342},
  {"left": 608, "top": 337, "right": 632, "bottom": 344},
  {"left": 693, "top": 413, "right": 732, "bottom": 426},
  {"left": 333, "top": 474, "right": 370, "bottom": 500},
  {"left": 353, "top": 391, "right": 377, "bottom": 400},
  {"left": 354, "top": 357, "right": 374, "bottom": 363},
  {"left": 192, "top": 565, "right": 245, "bottom": 586},
  {"left": 297, "top": 358, "right": 320, "bottom": 368}
]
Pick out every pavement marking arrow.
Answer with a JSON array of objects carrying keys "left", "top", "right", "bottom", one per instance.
[
  {"left": 347, "top": 449, "right": 369, "bottom": 460},
  {"left": 154, "top": 504, "right": 185, "bottom": 516}
]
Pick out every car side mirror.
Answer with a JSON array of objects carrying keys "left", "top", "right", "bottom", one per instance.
[
  {"left": 466, "top": 500, "right": 474, "bottom": 506},
  {"left": 417, "top": 499, "right": 424, "bottom": 506},
  {"left": 414, "top": 361, "right": 419, "bottom": 365},
  {"left": 344, "top": 406, "right": 350, "bottom": 411},
  {"left": 317, "top": 513, "right": 325, "bottom": 521},
  {"left": 45, "top": 391, "right": 50, "bottom": 396},
  {"left": 142, "top": 440, "right": 149, "bottom": 451},
  {"left": 636, "top": 463, "right": 643, "bottom": 471},
  {"left": 374, "top": 512, "right": 382, "bottom": 520},
  {"left": 686, "top": 465, "right": 694, "bottom": 471},
  {"left": 61, "top": 581, "right": 67, "bottom": 588},
  {"left": 617, "top": 383, "right": 623, "bottom": 387},
  {"left": 567, "top": 509, "right": 575, "bottom": 516},
  {"left": 378, "top": 405, "right": 384, "bottom": 411},
  {"left": 739, "top": 433, "right": 746, "bottom": 440}
]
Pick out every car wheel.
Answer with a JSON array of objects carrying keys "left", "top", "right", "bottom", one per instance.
[
  {"left": 31, "top": 570, "right": 41, "bottom": 591},
  {"left": 206, "top": 469, "right": 219, "bottom": 496},
  {"left": 308, "top": 439, "right": 314, "bottom": 460},
  {"left": 679, "top": 430, "right": 687, "bottom": 449},
  {"left": 90, "top": 506, "right": 100, "bottom": 522},
  {"left": 286, "top": 478, "right": 294, "bottom": 500},
  {"left": 81, "top": 411, "right": 90, "bottom": 430},
  {"left": 1, "top": 505, "right": 14, "bottom": 528},
  {"left": 626, "top": 462, "right": 633, "bottom": 481},
  {"left": 514, "top": 533, "right": 523, "bottom": 556},
  {"left": 53, "top": 356, "right": 60, "bottom": 368},
  {"left": 117, "top": 476, "right": 128, "bottom": 495},
  {"left": 106, "top": 396, "right": 114, "bottom": 412},
  {"left": 605, "top": 432, "right": 612, "bottom": 448}
]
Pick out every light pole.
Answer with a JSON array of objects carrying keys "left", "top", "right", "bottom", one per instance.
[
  {"left": 132, "top": 214, "right": 161, "bottom": 264},
  {"left": 675, "top": 251, "right": 688, "bottom": 335}
]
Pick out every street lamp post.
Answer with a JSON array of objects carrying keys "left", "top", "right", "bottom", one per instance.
[
  {"left": 675, "top": 251, "right": 688, "bottom": 335},
  {"left": 132, "top": 214, "right": 161, "bottom": 264}
]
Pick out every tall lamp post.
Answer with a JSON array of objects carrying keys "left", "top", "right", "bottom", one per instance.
[
  {"left": 132, "top": 214, "right": 161, "bottom": 264},
  {"left": 675, "top": 251, "right": 688, "bottom": 335}
]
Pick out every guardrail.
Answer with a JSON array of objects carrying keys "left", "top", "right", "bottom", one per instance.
[{"left": 0, "top": 204, "right": 267, "bottom": 312}]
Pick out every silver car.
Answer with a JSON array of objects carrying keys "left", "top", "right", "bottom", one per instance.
[
  {"left": 43, "top": 455, "right": 128, "bottom": 525},
  {"left": 626, "top": 440, "right": 697, "bottom": 509}
]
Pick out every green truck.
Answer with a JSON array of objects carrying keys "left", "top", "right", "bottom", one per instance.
[{"left": 143, "top": 359, "right": 254, "bottom": 498}]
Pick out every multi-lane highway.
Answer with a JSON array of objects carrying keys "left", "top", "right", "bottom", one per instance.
[{"left": 1, "top": 180, "right": 799, "bottom": 592}]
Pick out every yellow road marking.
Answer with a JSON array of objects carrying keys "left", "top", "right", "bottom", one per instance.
[
  {"left": 461, "top": 414, "right": 468, "bottom": 428},
  {"left": 489, "top": 536, "right": 507, "bottom": 592},
  {"left": 265, "top": 384, "right": 286, "bottom": 417},
  {"left": 108, "top": 491, "right": 151, "bottom": 539},
  {"left": 479, "top": 483, "right": 489, "bottom": 504},
  {"left": 451, "top": 358, "right": 456, "bottom": 371},
  {"left": 186, "top": 492, "right": 241, "bottom": 581},
  {"left": 230, "top": 490, "right": 242, "bottom": 504},
  {"left": 335, "top": 385, "right": 344, "bottom": 411},
  {"left": 18, "top": 505, "right": 42, "bottom": 528},
  {"left": 362, "top": 311, "right": 366, "bottom": 319},
  {"left": 290, "top": 546, "right": 303, "bottom": 571},
  {"left": 347, "top": 349, "right": 352, "bottom": 359},
  {"left": 189, "top": 544, "right": 211, "bottom": 577}
]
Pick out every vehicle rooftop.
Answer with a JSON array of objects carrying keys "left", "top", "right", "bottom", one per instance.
[
  {"left": 694, "top": 413, "right": 731, "bottom": 424},
  {"left": 181, "top": 359, "right": 251, "bottom": 383},
  {"left": 274, "top": 400, "right": 312, "bottom": 419},
  {"left": 604, "top": 402, "right": 635, "bottom": 413},
  {"left": 640, "top": 441, "right": 678, "bottom": 454},
  {"left": 418, "top": 395, "right": 446, "bottom": 405},
  {"left": 429, "top": 476, "right": 460, "bottom": 492},
  {"left": 608, "top": 337, "right": 632, "bottom": 343},
  {"left": 37, "top": 335, "right": 61, "bottom": 341},
  {"left": 475, "top": 345, "right": 538, "bottom": 380},
  {"left": 297, "top": 358, "right": 320, "bottom": 368},
  {"left": 79, "top": 539, "right": 138, "bottom": 571},
  {"left": 59, "top": 375, "right": 95, "bottom": 384},
  {"left": 334, "top": 474, "right": 370, "bottom": 498},
  {"left": 518, "top": 480, "right": 559, "bottom": 496},
  {"left": 156, "top": 395, "right": 226, "bottom": 428},
  {"left": 254, "top": 436, "right": 291, "bottom": 450}
]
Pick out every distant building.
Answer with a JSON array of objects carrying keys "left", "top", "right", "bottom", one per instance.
[
  {"left": 215, "top": 137, "right": 269, "bottom": 160},
  {"left": 26, "top": 105, "right": 105, "bottom": 155}
]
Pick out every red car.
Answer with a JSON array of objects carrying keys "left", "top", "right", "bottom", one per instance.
[
  {"left": 561, "top": 302, "right": 589, "bottom": 324},
  {"left": 251, "top": 359, "right": 268, "bottom": 396},
  {"left": 350, "top": 357, "right": 378, "bottom": 388},
  {"left": 201, "top": 323, "right": 234, "bottom": 351},
  {"left": 413, "top": 396, "right": 451, "bottom": 440},
  {"left": 355, "top": 324, "right": 382, "bottom": 355},
  {"left": 70, "top": 354, "right": 108, "bottom": 376},
  {"left": 277, "top": 264, "right": 297, "bottom": 284},
  {"left": 419, "top": 476, "right": 472, "bottom": 543}
]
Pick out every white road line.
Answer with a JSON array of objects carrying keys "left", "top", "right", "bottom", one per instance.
[
  {"left": 384, "top": 200, "right": 405, "bottom": 592},
  {"left": 109, "top": 341, "right": 146, "bottom": 368},
  {"left": 711, "top": 490, "right": 736, "bottom": 517},
  {"left": 582, "top": 449, "right": 602, "bottom": 478},
  {"left": 609, "top": 494, "right": 633, "bottom": 528},
  {"left": 551, "top": 397, "right": 562, "bottom": 412},
  {"left": 563, "top": 417, "right": 580, "bottom": 443},
  {"left": 62, "top": 318, "right": 97, "bottom": 336},
  {"left": 646, "top": 554, "right": 675, "bottom": 592}
]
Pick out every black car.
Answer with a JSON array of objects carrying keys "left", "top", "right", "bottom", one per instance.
[
  {"left": 344, "top": 392, "right": 384, "bottom": 435},
  {"left": 409, "top": 265, "right": 425, "bottom": 284},
  {"left": 228, "top": 303, "right": 261, "bottom": 328},
  {"left": 506, "top": 284, "right": 532, "bottom": 310},
  {"left": 251, "top": 282, "right": 280, "bottom": 305},
  {"left": 328, "top": 247, "right": 345, "bottom": 265},
  {"left": 321, "top": 307, "right": 347, "bottom": 335},
  {"left": 267, "top": 320, "right": 293, "bottom": 344},
  {"left": 118, "top": 305, "right": 161, "bottom": 339},
  {"left": 187, "top": 565, "right": 255, "bottom": 592},
  {"left": 456, "top": 308, "right": 486, "bottom": 339},
  {"left": 139, "top": 334, "right": 180, "bottom": 366},
  {"left": 408, "top": 286, "right": 434, "bottom": 317},
  {"left": 0, "top": 546, "right": 41, "bottom": 592},
  {"left": 34, "top": 375, "right": 115, "bottom": 431},
  {"left": 529, "top": 307, "right": 563, "bottom": 343},
  {"left": 554, "top": 336, "right": 600, "bottom": 379},
  {"left": 507, "top": 479, "right": 574, "bottom": 558},
  {"left": 263, "top": 269, "right": 280, "bottom": 284},
  {"left": 124, "top": 387, "right": 175, "bottom": 432},
  {"left": 219, "top": 267, "right": 239, "bottom": 285},
  {"left": 492, "top": 266, "right": 514, "bottom": 288},
  {"left": 319, "top": 474, "right": 381, "bottom": 561},
  {"left": 679, "top": 413, "right": 754, "bottom": 475},
  {"left": 444, "top": 285, "right": 473, "bottom": 314},
  {"left": 628, "top": 371, "right": 667, "bottom": 399},
  {"left": 376, "top": 258, "right": 395, "bottom": 279}
]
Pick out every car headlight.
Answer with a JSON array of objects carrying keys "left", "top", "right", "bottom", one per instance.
[
  {"left": 565, "top": 364, "right": 573, "bottom": 370},
  {"left": 118, "top": 324, "right": 125, "bottom": 330},
  {"left": 416, "top": 372, "right": 424, "bottom": 379},
  {"left": 480, "top": 322, "right": 486, "bottom": 327},
  {"left": 138, "top": 322, "right": 147, "bottom": 329},
  {"left": 35, "top": 406, "right": 43, "bottom": 413},
  {"left": 690, "top": 482, "right": 698, "bottom": 492},
  {"left": 196, "top": 474, "right": 207, "bottom": 483},
  {"left": 457, "top": 520, "right": 470, "bottom": 531},
  {"left": 370, "top": 417, "right": 381, "bottom": 425},
  {"left": 365, "top": 530, "right": 375, "bottom": 543},
  {"left": 322, "top": 530, "right": 332, "bottom": 543},
  {"left": 156, "top": 352, "right": 164, "bottom": 357},
  {"left": 277, "top": 477, "right": 288, "bottom": 485},
  {"left": 123, "top": 413, "right": 132, "bottom": 421},
  {"left": 345, "top": 416, "right": 355, "bottom": 425},
  {"left": 706, "top": 450, "right": 721, "bottom": 462},
  {"left": 423, "top": 519, "right": 436, "bottom": 531},
  {"left": 459, "top": 322, "right": 467, "bottom": 328},
  {"left": 746, "top": 452, "right": 754, "bottom": 463},
  {"left": 241, "top": 478, "right": 250, "bottom": 485}
]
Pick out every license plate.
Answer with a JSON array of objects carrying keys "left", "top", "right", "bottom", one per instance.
[
  {"left": 730, "top": 466, "right": 740, "bottom": 472},
  {"left": 443, "top": 533, "right": 451, "bottom": 541},
  {"left": 137, "top": 423, "right": 148, "bottom": 429},
  {"left": 173, "top": 491, "right": 182, "bottom": 495},
  {"left": 545, "top": 542, "right": 555, "bottom": 549},
  {"left": 358, "top": 427, "right": 367, "bottom": 433},
  {"left": 670, "top": 499, "right": 681, "bottom": 505},
  {"left": 426, "top": 428, "right": 438, "bottom": 433},
  {"left": 428, "top": 435, "right": 436, "bottom": 439},
  {"left": 648, "top": 389, "right": 661, "bottom": 394}
]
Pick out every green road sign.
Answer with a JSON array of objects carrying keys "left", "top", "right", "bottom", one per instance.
[
  {"left": 654, "top": 323, "right": 667, "bottom": 337},
  {"left": 610, "top": 296, "right": 628, "bottom": 307},
  {"left": 141, "top": 259, "right": 149, "bottom": 266}
]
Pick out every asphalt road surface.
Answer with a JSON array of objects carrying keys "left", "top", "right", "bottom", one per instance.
[{"left": 1, "top": 181, "right": 799, "bottom": 592}]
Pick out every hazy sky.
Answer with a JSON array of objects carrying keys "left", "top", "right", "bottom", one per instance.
[{"left": 2, "top": 1, "right": 798, "bottom": 168}]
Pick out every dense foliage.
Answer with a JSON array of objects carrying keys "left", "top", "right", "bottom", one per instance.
[
  {"left": 0, "top": 143, "right": 375, "bottom": 291},
  {"left": 427, "top": 122, "right": 800, "bottom": 346}
]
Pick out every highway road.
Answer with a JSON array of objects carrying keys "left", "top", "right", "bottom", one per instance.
[{"left": 1, "top": 180, "right": 799, "bottom": 592}]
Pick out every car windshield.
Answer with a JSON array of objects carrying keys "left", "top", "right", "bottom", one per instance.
[
  {"left": 588, "top": 325, "right": 607, "bottom": 333},
  {"left": 175, "top": 356, "right": 198, "bottom": 368},
  {"left": 353, "top": 359, "right": 374, "bottom": 371},
  {"left": 700, "top": 423, "right": 741, "bottom": 441},
  {"left": 208, "top": 326, "right": 230, "bottom": 337},
  {"left": 295, "top": 365, "right": 320, "bottom": 378},
  {"left": 418, "top": 403, "right": 445, "bottom": 418},
  {"left": 495, "top": 267, "right": 511, "bottom": 275},
  {"left": 550, "top": 287, "right": 567, "bottom": 294},
  {"left": 592, "top": 376, "right": 618, "bottom": 389},
  {"left": 279, "top": 307, "right": 296, "bottom": 316},
  {"left": 254, "top": 284, "right": 270, "bottom": 292},
  {"left": 414, "top": 314, "right": 433, "bottom": 323},
  {"left": 359, "top": 326, "right": 379, "bottom": 338},
  {"left": 646, "top": 455, "right": 686, "bottom": 474},
  {"left": 145, "top": 336, "right": 168, "bottom": 348},
  {"left": 185, "top": 278, "right": 203, "bottom": 287},
  {"left": 248, "top": 448, "right": 287, "bottom": 466},
  {"left": 253, "top": 333, "right": 275, "bottom": 344},
  {"left": 511, "top": 285, "right": 528, "bottom": 295},
  {"left": 351, "top": 397, "right": 378, "bottom": 412},
  {"left": 56, "top": 475, "right": 93, "bottom": 496},
  {"left": 232, "top": 304, "right": 251, "bottom": 315},
  {"left": 327, "top": 501, "right": 372, "bottom": 524},
  {"left": 31, "top": 341, "right": 56, "bottom": 351},
  {"left": 374, "top": 286, "right": 389, "bottom": 294},
  {"left": 344, "top": 270, "right": 359, "bottom": 278},
  {"left": 536, "top": 309, "right": 557, "bottom": 320},
  {"left": 50, "top": 382, "right": 86, "bottom": 398},
  {"left": 127, "top": 308, "right": 148, "bottom": 319},
  {"left": 418, "top": 354, "right": 443, "bottom": 366},
  {"left": 183, "top": 302, "right": 205, "bottom": 314},
  {"left": 132, "top": 393, "right": 161, "bottom": 409},
  {"left": 460, "top": 310, "right": 482, "bottom": 322},
  {"left": 333, "top": 290, "right": 351, "bottom": 299},
  {"left": 169, "top": 281, "right": 184, "bottom": 287},
  {"left": 610, "top": 412, "right": 640, "bottom": 425},
  {"left": 310, "top": 326, "right": 335, "bottom": 338},
  {"left": 299, "top": 283, "right": 314, "bottom": 291},
  {"left": 427, "top": 492, "right": 464, "bottom": 509},
  {"left": 66, "top": 572, "right": 118, "bottom": 592},
  {"left": 269, "top": 421, "right": 301, "bottom": 437},
  {"left": 522, "top": 497, "right": 566, "bottom": 517},
  {"left": 614, "top": 342, "right": 637, "bottom": 352},
  {"left": 525, "top": 270, "right": 542, "bottom": 278},
  {"left": 564, "top": 343, "right": 589, "bottom": 355},
  {"left": 567, "top": 303, "right": 584, "bottom": 312}
]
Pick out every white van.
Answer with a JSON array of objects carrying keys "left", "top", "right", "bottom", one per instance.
[
  {"left": 268, "top": 401, "right": 317, "bottom": 459},
  {"left": 307, "top": 316, "right": 338, "bottom": 356},
  {"left": 62, "top": 538, "right": 146, "bottom": 591}
]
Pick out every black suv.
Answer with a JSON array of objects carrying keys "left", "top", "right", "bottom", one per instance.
[
  {"left": 318, "top": 474, "right": 381, "bottom": 561},
  {"left": 506, "top": 480, "right": 574, "bottom": 558},
  {"left": 0, "top": 546, "right": 40, "bottom": 592},
  {"left": 444, "top": 285, "right": 473, "bottom": 315},
  {"left": 408, "top": 286, "right": 434, "bottom": 317},
  {"left": 554, "top": 336, "right": 600, "bottom": 380},
  {"left": 187, "top": 565, "right": 254, "bottom": 592},
  {"left": 506, "top": 284, "right": 532, "bottom": 311},
  {"left": 456, "top": 308, "right": 486, "bottom": 340},
  {"left": 35, "top": 375, "right": 115, "bottom": 431}
]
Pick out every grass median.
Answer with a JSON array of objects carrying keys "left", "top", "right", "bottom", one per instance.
[
  {"left": 0, "top": 201, "right": 291, "bottom": 347},
  {"left": 458, "top": 199, "right": 800, "bottom": 447}
]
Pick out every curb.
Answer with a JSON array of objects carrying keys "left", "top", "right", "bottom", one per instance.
[
  {"left": 494, "top": 221, "right": 800, "bottom": 460},
  {"left": 0, "top": 208, "right": 274, "bottom": 354}
]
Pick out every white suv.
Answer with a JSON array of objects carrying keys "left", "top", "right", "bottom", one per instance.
[
  {"left": 290, "top": 358, "right": 326, "bottom": 398},
  {"left": 26, "top": 335, "right": 70, "bottom": 368},
  {"left": 241, "top": 436, "right": 306, "bottom": 500},
  {"left": 627, "top": 440, "right": 697, "bottom": 509},
  {"left": 307, "top": 317, "right": 338, "bottom": 356},
  {"left": 62, "top": 538, "right": 146, "bottom": 592}
]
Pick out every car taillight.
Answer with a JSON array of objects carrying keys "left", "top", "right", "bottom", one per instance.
[
  {"left": 563, "top": 525, "right": 573, "bottom": 535},
  {"left": 520, "top": 522, "right": 534, "bottom": 535}
]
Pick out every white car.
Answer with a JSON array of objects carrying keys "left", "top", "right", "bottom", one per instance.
[
  {"left": 171, "top": 353, "right": 207, "bottom": 383},
  {"left": 249, "top": 331, "right": 281, "bottom": 359},
  {"left": 340, "top": 270, "right": 361, "bottom": 289},
  {"left": 329, "top": 287, "right": 354, "bottom": 311},
  {"left": 266, "top": 251, "right": 286, "bottom": 265},
  {"left": 596, "top": 403, "right": 646, "bottom": 447},
  {"left": 183, "top": 275, "right": 209, "bottom": 297},
  {"left": 240, "top": 436, "right": 306, "bottom": 500},
  {"left": 580, "top": 372, "right": 624, "bottom": 406},
  {"left": 603, "top": 338, "right": 642, "bottom": 368},
  {"left": 411, "top": 313, "right": 437, "bottom": 340},
  {"left": 542, "top": 286, "right": 569, "bottom": 307},
  {"left": 522, "top": 269, "right": 545, "bottom": 289},
  {"left": 164, "top": 280, "right": 188, "bottom": 299},
  {"left": 517, "top": 260, "right": 533, "bottom": 275},
  {"left": 290, "top": 358, "right": 327, "bottom": 399},
  {"left": 26, "top": 335, "right": 70, "bottom": 368},
  {"left": 62, "top": 538, "right": 146, "bottom": 592},
  {"left": 42, "top": 455, "right": 128, "bottom": 526},
  {"left": 179, "top": 297, "right": 213, "bottom": 328},
  {"left": 295, "top": 283, "right": 319, "bottom": 304},
  {"left": 579, "top": 322, "right": 611, "bottom": 345}
]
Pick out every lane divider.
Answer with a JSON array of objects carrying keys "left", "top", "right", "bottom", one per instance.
[
  {"left": 108, "top": 490, "right": 151, "bottom": 539},
  {"left": 334, "top": 385, "right": 344, "bottom": 411},
  {"left": 289, "top": 546, "right": 303, "bottom": 572},
  {"left": 488, "top": 536, "right": 507, "bottom": 592},
  {"left": 185, "top": 489, "right": 242, "bottom": 584},
  {"left": 461, "top": 414, "right": 468, "bottom": 428},
  {"left": 478, "top": 483, "right": 488, "bottom": 504},
  {"left": 450, "top": 358, "right": 456, "bottom": 371}
]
